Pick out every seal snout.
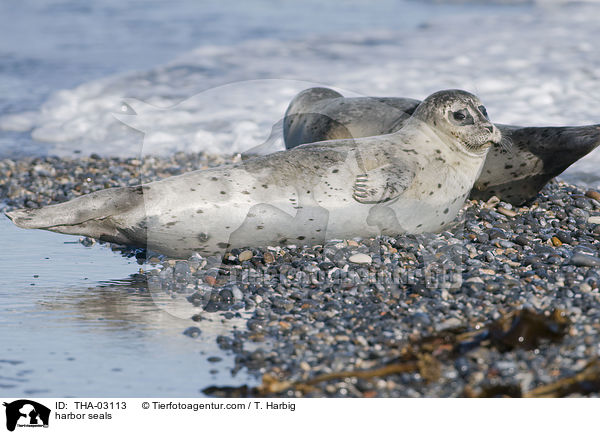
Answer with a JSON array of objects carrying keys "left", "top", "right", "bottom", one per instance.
[{"left": 5, "top": 209, "right": 36, "bottom": 228}]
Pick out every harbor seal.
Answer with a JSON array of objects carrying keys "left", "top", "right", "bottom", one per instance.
[
  {"left": 284, "top": 87, "right": 600, "bottom": 205},
  {"left": 6, "top": 90, "right": 501, "bottom": 258}
]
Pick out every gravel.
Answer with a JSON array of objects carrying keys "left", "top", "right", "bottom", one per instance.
[{"left": 3, "top": 153, "right": 600, "bottom": 397}]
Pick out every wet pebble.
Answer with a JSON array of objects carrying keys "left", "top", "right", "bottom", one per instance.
[
  {"left": 570, "top": 253, "right": 600, "bottom": 267},
  {"left": 183, "top": 327, "right": 202, "bottom": 338},
  {"left": 348, "top": 253, "right": 372, "bottom": 265}
]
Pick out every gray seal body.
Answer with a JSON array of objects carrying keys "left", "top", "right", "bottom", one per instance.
[
  {"left": 6, "top": 90, "right": 500, "bottom": 258},
  {"left": 284, "top": 87, "right": 600, "bottom": 205}
]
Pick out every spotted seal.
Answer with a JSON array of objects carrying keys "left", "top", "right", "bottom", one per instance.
[
  {"left": 284, "top": 87, "right": 600, "bottom": 205},
  {"left": 6, "top": 90, "right": 500, "bottom": 258}
]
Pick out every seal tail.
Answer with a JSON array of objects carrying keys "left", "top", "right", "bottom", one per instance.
[{"left": 5, "top": 185, "right": 145, "bottom": 244}]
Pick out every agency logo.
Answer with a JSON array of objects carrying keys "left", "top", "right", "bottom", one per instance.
[{"left": 3, "top": 400, "right": 50, "bottom": 432}]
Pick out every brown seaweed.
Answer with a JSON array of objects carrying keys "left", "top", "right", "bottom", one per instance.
[{"left": 203, "top": 308, "right": 579, "bottom": 397}]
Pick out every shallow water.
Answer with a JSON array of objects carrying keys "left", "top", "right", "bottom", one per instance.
[
  {"left": 1, "top": 1, "right": 598, "bottom": 185},
  {"left": 0, "top": 218, "right": 254, "bottom": 396}
]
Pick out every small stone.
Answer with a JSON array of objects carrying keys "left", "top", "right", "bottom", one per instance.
[
  {"left": 476, "top": 233, "right": 490, "bottom": 243},
  {"left": 497, "top": 207, "right": 517, "bottom": 217},
  {"left": 239, "top": 250, "right": 253, "bottom": 261},
  {"left": 585, "top": 190, "right": 600, "bottom": 202},
  {"left": 514, "top": 235, "right": 531, "bottom": 246},
  {"left": 551, "top": 236, "right": 562, "bottom": 247},
  {"left": 555, "top": 231, "right": 573, "bottom": 244},
  {"left": 487, "top": 228, "right": 506, "bottom": 240},
  {"left": 79, "top": 237, "right": 95, "bottom": 247},
  {"left": 435, "top": 317, "right": 462, "bottom": 332},
  {"left": 523, "top": 255, "right": 541, "bottom": 265},
  {"left": 263, "top": 252, "right": 275, "bottom": 263},
  {"left": 570, "top": 253, "right": 600, "bottom": 267},
  {"left": 485, "top": 196, "right": 500, "bottom": 208},
  {"left": 349, "top": 253, "right": 372, "bottom": 265},
  {"left": 347, "top": 240, "right": 359, "bottom": 247},
  {"left": 204, "top": 276, "right": 217, "bottom": 286},
  {"left": 183, "top": 327, "right": 201, "bottom": 338},
  {"left": 587, "top": 216, "right": 600, "bottom": 225}
]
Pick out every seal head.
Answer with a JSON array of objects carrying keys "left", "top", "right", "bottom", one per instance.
[{"left": 412, "top": 89, "right": 501, "bottom": 157}]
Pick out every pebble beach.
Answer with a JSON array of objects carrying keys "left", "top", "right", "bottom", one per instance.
[{"left": 4, "top": 153, "right": 600, "bottom": 397}]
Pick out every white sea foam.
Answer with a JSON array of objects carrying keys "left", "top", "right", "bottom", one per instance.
[{"left": 1, "top": 3, "right": 599, "bottom": 185}]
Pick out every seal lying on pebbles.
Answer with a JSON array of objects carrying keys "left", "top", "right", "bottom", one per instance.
[
  {"left": 5, "top": 90, "right": 500, "bottom": 258},
  {"left": 283, "top": 87, "right": 600, "bottom": 205}
]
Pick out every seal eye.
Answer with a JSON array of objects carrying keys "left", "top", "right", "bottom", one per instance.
[
  {"left": 478, "top": 105, "right": 489, "bottom": 119},
  {"left": 452, "top": 110, "right": 467, "bottom": 121},
  {"left": 449, "top": 109, "right": 474, "bottom": 126}
]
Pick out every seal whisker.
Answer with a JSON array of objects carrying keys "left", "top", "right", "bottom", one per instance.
[{"left": 500, "top": 134, "right": 513, "bottom": 153}]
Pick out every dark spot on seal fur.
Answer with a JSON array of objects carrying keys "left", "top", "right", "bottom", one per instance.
[
  {"left": 443, "top": 208, "right": 449, "bottom": 214},
  {"left": 196, "top": 209, "right": 203, "bottom": 213},
  {"left": 217, "top": 242, "right": 230, "bottom": 248},
  {"left": 332, "top": 169, "right": 339, "bottom": 173},
  {"left": 211, "top": 177, "right": 218, "bottom": 181},
  {"left": 297, "top": 236, "right": 306, "bottom": 240},
  {"left": 197, "top": 233, "right": 209, "bottom": 242},
  {"left": 220, "top": 191, "right": 226, "bottom": 195}
]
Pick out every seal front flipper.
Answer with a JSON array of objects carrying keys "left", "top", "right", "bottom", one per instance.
[{"left": 352, "top": 164, "right": 415, "bottom": 204}]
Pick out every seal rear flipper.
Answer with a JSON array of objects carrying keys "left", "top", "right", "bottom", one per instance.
[
  {"left": 498, "top": 123, "right": 600, "bottom": 171},
  {"left": 532, "top": 124, "right": 600, "bottom": 174},
  {"left": 5, "top": 185, "right": 144, "bottom": 232}
]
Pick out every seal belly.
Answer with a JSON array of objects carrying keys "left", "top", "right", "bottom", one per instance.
[{"left": 139, "top": 165, "right": 317, "bottom": 257}]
